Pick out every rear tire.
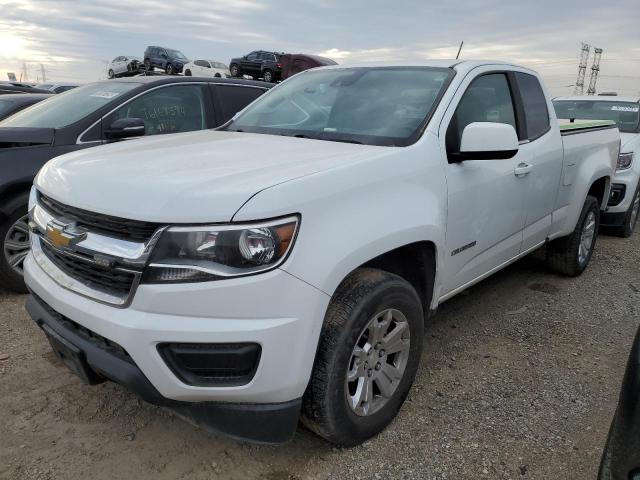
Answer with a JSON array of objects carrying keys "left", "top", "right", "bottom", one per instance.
[
  {"left": 263, "top": 69, "right": 273, "bottom": 83},
  {"left": 166, "top": 63, "right": 174, "bottom": 75},
  {"left": 546, "top": 195, "right": 600, "bottom": 277},
  {"left": 144, "top": 59, "right": 152, "bottom": 73},
  {"left": 107, "top": 69, "right": 115, "bottom": 79},
  {"left": 614, "top": 181, "right": 640, "bottom": 238},
  {"left": 230, "top": 64, "right": 239, "bottom": 77},
  {"left": 184, "top": 69, "right": 192, "bottom": 76},
  {"left": 301, "top": 268, "right": 424, "bottom": 446},
  {"left": 0, "top": 202, "right": 30, "bottom": 293}
]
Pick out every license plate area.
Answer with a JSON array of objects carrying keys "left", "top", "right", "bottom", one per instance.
[{"left": 42, "top": 324, "right": 104, "bottom": 385}]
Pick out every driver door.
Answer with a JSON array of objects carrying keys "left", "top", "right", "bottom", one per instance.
[{"left": 440, "top": 71, "right": 530, "bottom": 296}]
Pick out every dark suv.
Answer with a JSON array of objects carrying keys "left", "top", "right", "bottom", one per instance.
[
  {"left": 229, "top": 51, "right": 282, "bottom": 83},
  {"left": 144, "top": 46, "right": 190, "bottom": 75}
]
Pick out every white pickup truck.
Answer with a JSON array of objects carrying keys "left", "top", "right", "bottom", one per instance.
[{"left": 24, "top": 60, "right": 619, "bottom": 446}]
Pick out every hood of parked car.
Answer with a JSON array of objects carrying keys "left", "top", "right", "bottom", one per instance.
[
  {"left": 620, "top": 132, "right": 639, "bottom": 152},
  {"left": 35, "top": 130, "right": 392, "bottom": 223},
  {"left": 0, "top": 127, "right": 54, "bottom": 148}
]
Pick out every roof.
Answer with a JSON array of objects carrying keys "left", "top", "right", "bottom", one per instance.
[
  {"left": 554, "top": 95, "right": 640, "bottom": 103},
  {"left": 0, "top": 93, "right": 52, "bottom": 101},
  {"left": 99, "top": 76, "right": 269, "bottom": 89}
]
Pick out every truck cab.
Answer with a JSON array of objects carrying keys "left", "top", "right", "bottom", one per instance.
[{"left": 23, "top": 60, "right": 619, "bottom": 446}]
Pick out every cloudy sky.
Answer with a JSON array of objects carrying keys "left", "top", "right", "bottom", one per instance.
[{"left": 1, "top": 0, "right": 638, "bottom": 96}]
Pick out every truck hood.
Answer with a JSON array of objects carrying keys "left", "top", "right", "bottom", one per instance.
[
  {"left": 36, "top": 130, "right": 391, "bottom": 223},
  {"left": 620, "top": 132, "right": 638, "bottom": 152},
  {"left": 0, "top": 127, "right": 54, "bottom": 147}
]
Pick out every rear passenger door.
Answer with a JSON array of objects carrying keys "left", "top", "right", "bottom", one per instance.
[
  {"left": 511, "top": 71, "right": 562, "bottom": 252},
  {"left": 211, "top": 84, "right": 267, "bottom": 125}
]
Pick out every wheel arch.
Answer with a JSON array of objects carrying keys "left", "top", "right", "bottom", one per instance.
[{"left": 588, "top": 175, "right": 611, "bottom": 210}]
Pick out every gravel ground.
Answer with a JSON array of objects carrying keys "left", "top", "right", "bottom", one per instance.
[{"left": 1, "top": 229, "right": 638, "bottom": 480}]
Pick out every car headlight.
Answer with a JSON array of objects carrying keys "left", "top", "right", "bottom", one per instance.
[
  {"left": 143, "top": 216, "right": 299, "bottom": 283},
  {"left": 617, "top": 152, "right": 634, "bottom": 171}
]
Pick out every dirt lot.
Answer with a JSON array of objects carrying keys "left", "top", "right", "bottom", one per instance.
[{"left": 1, "top": 229, "right": 638, "bottom": 480}]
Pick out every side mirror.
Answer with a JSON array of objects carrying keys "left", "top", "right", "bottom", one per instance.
[
  {"left": 104, "top": 118, "right": 145, "bottom": 141},
  {"left": 457, "top": 122, "right": 519, "bottom": 161}
]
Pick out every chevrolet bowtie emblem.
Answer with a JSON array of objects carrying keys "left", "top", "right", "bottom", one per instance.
[{"left": 45, "top": 221, "right": 86, "bottom": 250}]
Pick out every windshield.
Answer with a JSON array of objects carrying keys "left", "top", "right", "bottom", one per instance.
[
  {"left": 553, "top": 100, "right": 640, "bottom": 133},
  {"left": 0, "top": 82, "right": 140, "bottom": 128},
  {"left": 167, "top": 49, "right": 187, "bottom": 60},
  {"left": 226, "top": 66, "right": 453, "bottom": 146},
  {"left": 0, "top": 99, "right": 17, "bottom": 116}
]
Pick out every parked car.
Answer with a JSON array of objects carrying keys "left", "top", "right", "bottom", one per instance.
[
  {"left": 183, "top": 60, "right": 230, "bottom": 78},
  {"left": 279, "top": 53, "right": 337, "bottom": 80},
  {"left": 0, "top": 93, "right": 52, "bottom": 121},
  {"left": 143, "top": 46, "right": 189, "bottom": 75},
  {"left": 229, "top": 50, "right": 282, "bottom": 82},
  {"left": 107, "top": 56, "right": 142, "bottom": 79},
  {"left": 598, "top": 324, "right": 640, "bottom": 479},
  {"left": 0, "top": 76, "right": 271, "bottom": 292},
  {"left": 0, "top": 82, "right": 50, "bottom": 95},
  {"left": 22, "top": 61, "right": 619, "bottom": 445},
  {"left": 554, "top": 96, "right": 640, "bottom": 237}
]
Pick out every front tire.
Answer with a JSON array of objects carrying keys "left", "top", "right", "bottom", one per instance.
[
  {"left": 546, "top": 195, "right": 600, "bottom": 276},
  {"left": 230, "top": 64, "right": 239, "bottom": 77},
  {"left": 144, "top": 59, "right": 152, "bottom": 73},
  {"left": 165, "top": 63, "right": 174, "bottom": 75},
  {"left": 614, "top": 181, "right": 640, "bottom": 238},
  {"left": 262, "top": 69, "right": 274, "bottom": 83},
  {"left": 184, "top": 69, "right": 192, "bottom": 76},
  {"left": 1, "top": 203, "right": 30, "bottom": 293},
  {"left": 302, "top": 268, "right": 424, "bottom": 446}
]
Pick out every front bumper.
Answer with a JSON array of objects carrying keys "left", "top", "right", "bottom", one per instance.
[
  {"left": 24, "top": 252, "right": 330, "bottom": 406},
  {"left": 605, "top": 168, "right": 639, "bottom": 215},
  {"left": 25, "top": 292, "right": 301, "bottom": 443}
]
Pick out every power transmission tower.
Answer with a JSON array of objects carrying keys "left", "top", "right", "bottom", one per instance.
[
  {"left": 586, "top": 47, "right": 603, "bottom": 95},
  {"left": 574, "top": 43, "right": 590, "bottom": 95}
]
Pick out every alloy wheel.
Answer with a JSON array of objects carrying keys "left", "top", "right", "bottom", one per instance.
[
  {"left": 578, "top": 211, "right": 596, "bottom": 265},
  {"left": 3, "top": 214, "right": 30, "bottom": 276},
  {"left": 345, "top": 308, "right": 411, "bottom": 416}
]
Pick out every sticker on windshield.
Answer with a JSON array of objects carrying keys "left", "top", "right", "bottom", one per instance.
[
  {"left": 90, "top": 91, "right": 121, "bottom": 99},
  {"left": 611, "top": 105, "right": 639, "bottom": 112}
]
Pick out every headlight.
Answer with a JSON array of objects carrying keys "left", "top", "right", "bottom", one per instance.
[
  {"left": 143, "top": 216, "right": 299, "bottom": 283},
  {"left": 617, "top": 152, "right": 634, "bottom": 171}
]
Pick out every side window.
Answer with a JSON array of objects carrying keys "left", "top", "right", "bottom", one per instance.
[
  {"left": 446, "top": 73, "right": 516, "bottom": 155},
  {"left": 247, "top": 52, "right": 259, "bottom": 60},
  {"left": 194, "top": 60, "right": 207, "bottom": 68},
  {"left": 216, "top": 86, "right": 265, "bottom": 123},
  {"left": 514, "top": 72, "right": 550, "bottom": 141},
  {"left": 105, "top": 85, "right": 207, "bottom": 136}
]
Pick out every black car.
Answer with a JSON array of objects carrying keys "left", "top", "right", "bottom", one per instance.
[
  {"left": 229, "top": 50, "right": 282, "bottom": 83},
  {"left": 0, "top": 94, "right": 52, "bottom": 121},
  {"left": 143, "top": 46, "right": 190, "bottom": 75},
  {"left": 0, "top": 82, "right": 51, "bottom": 95},
  {"left": 599, "top": 324, "right": 640, "bottom": 479},
  {"left": 0, "top": 76, "right": 271, "bottom": 292}
]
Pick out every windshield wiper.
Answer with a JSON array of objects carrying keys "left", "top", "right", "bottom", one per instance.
[{"left": 325, "top": 138, "right": 363, "bottom": 145}]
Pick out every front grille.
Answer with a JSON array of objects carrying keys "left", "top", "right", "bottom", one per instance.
[
  {"left": 41, "top": 240, "right": 136, "bottom": 296},
  {"left": 39, "top": 193, "right": 160, "bottom": 241},
  {"left": 32, "top": 293, "right": 132, "bottom": 364}
]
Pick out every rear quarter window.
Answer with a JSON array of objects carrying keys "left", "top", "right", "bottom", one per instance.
[
  {"left": 216, "top": 85, "right": 266, "bottom": 123},
  {"left": 515, "top": 72, "right": 550, "bottom": 141}
]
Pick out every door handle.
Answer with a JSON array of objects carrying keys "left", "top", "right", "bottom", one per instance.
[{"left": 514, "top": 162, "right": 533, "bottom": 177}]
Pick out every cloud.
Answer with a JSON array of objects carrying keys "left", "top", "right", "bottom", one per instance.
[{"left": 0, "top": 0, "right": 638, "bottom": 96}]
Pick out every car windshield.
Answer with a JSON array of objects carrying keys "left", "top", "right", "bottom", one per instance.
[
  {"left": 167, "top": 49, "right": 187, "bottom": 60},
  {"left": 0, "top": 82, "right": 140, "bottom": 128},
  {"left": 226, "top": 66, "right": 453, "bottom": 146},
  {"left": 553, "top": 100, "right": 640, "bottom": 133}
]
